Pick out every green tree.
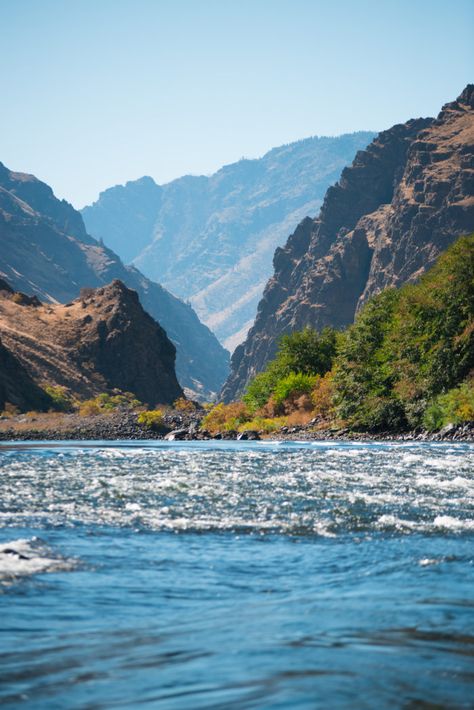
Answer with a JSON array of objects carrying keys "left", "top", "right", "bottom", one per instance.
[
  {"left": 243, "top": 327, "right": 338, "bottom": 411},
  {"left": 333, "top": 288, "right": 405, "bottom": 430},
  {"left": 334, "top": 234, "right": 474, "bottom": 430}
]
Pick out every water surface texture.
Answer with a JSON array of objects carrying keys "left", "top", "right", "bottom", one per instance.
[{"left": 0, "top": 440, "right": 473, "bottom": 709}]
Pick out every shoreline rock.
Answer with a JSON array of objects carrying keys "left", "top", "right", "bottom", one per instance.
[{"left": 0, "top": 410, "right": 472, "bottom": 443}]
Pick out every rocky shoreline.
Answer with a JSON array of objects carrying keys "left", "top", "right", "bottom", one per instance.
[{"left": 0, "top": 410, "right": 473, "bottom": 443}]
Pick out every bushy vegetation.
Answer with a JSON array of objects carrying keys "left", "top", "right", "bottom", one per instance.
[
  {"left": 201, "top": 402, "right": 252, "bottom": 433},
  {"left": 311, "top": 371, "right": 336, "bottom": 422},
  {"left": 44, "top": 385, "right": 75, "bottom": 412},
  {"left": 243, "top": 327, "right": 338, "bottom": 412},
  {"left": 201, "top": 327, "right": 338, "bottom": 434},
  {"left": 78, "top": 391, "right": 142, "bottom": 416},
  {"left": 334, "top": 235, "right": 474, "bottom": 430},
  {"left": 238, "top": 416, "right": 287, "bottom": 433},
  {"left": 78, "top": 400, "right": 102, "bottom": 416},
  {"left": 220, "top": 235, "right": 474, "bottom": 434},
  {"left": 137, "top": 409, "right": 164, "bottom": 430},
  {"left": 423, "top": 378, "right": 474, "bottom": 431},
  {"left": 173, "top": 397, "right": 196, "bottom": 412},
  {"left": 272, "top": 372, "right": 317, "bottom": 407}
]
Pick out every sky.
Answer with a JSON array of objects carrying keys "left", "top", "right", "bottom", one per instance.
[{"left": 1, "top": 0, "right": 473, "bottom": 208}]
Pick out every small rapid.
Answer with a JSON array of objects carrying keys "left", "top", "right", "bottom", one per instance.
[{"left": 0, "top": 440, "right": 473, "bottom": 537}]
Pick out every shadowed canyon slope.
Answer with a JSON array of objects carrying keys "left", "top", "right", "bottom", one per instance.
[
  {"left": 222, "top": 85, "right": 474, "bottom": 401},
  {"left": 0, "top": 279, "right": 183, "bottom": 407},
  {"left": 0, "top": 163, "right": 229, "bottom": 399},
  {"left": 81, "top": 133, "right": 375, "bottom": 351}
]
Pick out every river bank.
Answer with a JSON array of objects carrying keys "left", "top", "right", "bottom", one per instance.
[{"left": 0, "top": 409, "right": 473, "bottom": 442}]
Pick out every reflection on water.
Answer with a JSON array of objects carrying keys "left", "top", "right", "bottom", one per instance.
[{"left": 0, "top": 440, "right": 473, "bottom": 708}]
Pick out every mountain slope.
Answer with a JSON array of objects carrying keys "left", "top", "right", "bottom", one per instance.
[
  {"left": 82, "top": 132, "right": 375, "bottom": 350},
  {"left": 0, "top": 163, "right": 229, "bottom": 398},
  {"left": 222, "top": 85, "right": 474, "bottom": 401},
  {"left": 0, "top": 279, "right": 183, "bottom": 406}
]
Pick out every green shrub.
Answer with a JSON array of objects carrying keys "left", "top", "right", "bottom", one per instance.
[
  {"left": 277, "top": 326, "right": 338, "bottom": 376},
  {"left": 96, "top": 392, "right": 142, "bottom": 410},
  {"left": 273, "top": 372, "right": 317, "bottom": 407},
  {"left": 243, "top": 366, "right": 281, "bottom": 412},
  {"left": 334, "top": 234, "right": 474, "bottom": 430},
  {"left": 423, "top": 379, "right": 474, "bottom": 430},
  {"left": 137, "top": 409, "right": 164, "bottom": 430},
  {"left": 239, "top": 235, "right": 474, "bottom": 433},
  {"left": 423, "top": 401, "right": 446, "bottom": 432},
  {"left": 243, "top": 326, "right": 338, "bottom": 412},
  {"left": 78, "top": 391, "right": 142, "bottom": 416},
  {"left": 44, "top": 385, "right": 74, "bottom": 412}
]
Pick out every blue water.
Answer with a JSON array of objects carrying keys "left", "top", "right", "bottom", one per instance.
[{"left": 0, "top": 440, "right": 473, "bottom": 709}]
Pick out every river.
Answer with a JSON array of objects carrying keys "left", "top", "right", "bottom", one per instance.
[{"left": 0, "top": 440, "right": 473, "bottom": 708}]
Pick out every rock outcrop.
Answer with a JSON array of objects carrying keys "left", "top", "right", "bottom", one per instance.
[
  {"left": 0, "top": 163, "right": 229, "bottom": 399},
  {"left": 82, "top": 132, "right": 375, "bottom": 350},
  {"left": 222, "top": 86, "right": 474, "bottom": 401},
  {"left": 0, "top": 279, "right": 183, "bottom": 407}
]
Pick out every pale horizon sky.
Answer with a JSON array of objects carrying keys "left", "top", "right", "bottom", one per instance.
[{"left": 1, "top": 0, "right": 473, "bottom": 208}]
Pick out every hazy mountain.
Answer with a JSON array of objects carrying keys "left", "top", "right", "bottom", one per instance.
[
  {"left": 82, "top": 132, "right": 375, "bottom": 351},
  {"left": 222, "top": 86, "right": 474, "bottom": 400},
  {"left": 0, "top": 162, "right": 229, "bottom": 400}
]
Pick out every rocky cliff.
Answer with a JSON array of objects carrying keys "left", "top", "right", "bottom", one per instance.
[
  {"left": 222, "top": 86, "right": 474, "bottom": 401},
  {"left": 0, "top": 164, "right": 229, "bottom": 399},
  {"left": 82, "top": 132, "right": 375, "bottom": 350},
  {"left": 0, "top": 279, "right": 183, "bottom": 407}
]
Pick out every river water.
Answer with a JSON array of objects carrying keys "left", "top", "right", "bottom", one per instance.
[{"left": 0, "top": 440, "right": 473, "bottom": 709}]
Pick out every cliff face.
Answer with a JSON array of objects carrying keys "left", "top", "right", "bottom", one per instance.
[
  {"left": 82, "top": 132, "right": 375, "bottom": 350},
  {"left": 0, "top": 164, "right": 229, "bottom": 399},
  {"left": 0, "top": 279, "right": 183, "bottom": 407},
  {"left": 222, "top": 86, "right": 474, "bottom": 401}
]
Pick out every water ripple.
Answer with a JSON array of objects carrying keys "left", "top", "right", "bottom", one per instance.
[{"left": 0, "top": 440, "right": 473, "bottom": 537}]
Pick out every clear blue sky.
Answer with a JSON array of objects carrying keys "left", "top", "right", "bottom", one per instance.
[{"left": 1, "top": 0, "right": 472, "bottom": 207}]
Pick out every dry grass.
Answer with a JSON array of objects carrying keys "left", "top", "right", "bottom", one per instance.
[{"left": 0, "top": 411, "right": 73, "bottom": 433}]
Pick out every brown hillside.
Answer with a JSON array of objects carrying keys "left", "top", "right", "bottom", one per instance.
[{"left": 0, "top": 280, "right": 183, "bottom": 407}]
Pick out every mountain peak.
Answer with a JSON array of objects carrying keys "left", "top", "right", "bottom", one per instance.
[{"left": 458, "top": 84, "right": 474, "bottom": 108}]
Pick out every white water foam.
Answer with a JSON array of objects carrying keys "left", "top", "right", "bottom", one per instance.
[
  {"left": 0, "top": 538, "right": 77, "bottom": 585},
  {"left": 0, "top": 441, "right": 473, "bottom": 536}
]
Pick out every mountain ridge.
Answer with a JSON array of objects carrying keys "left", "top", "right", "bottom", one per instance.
[
  {"left": 222, "top": 86, "right": 474, "bottom": 401},
  {"left": 82, "top": 132, "right": 376, "bottom": 350},
  {"left": 0, "top": 162, "right": 229, "bottom": 399}
]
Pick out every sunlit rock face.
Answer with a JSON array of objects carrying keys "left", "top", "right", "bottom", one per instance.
[
  {"left": 0, "top": 278, "right": 183, "bottom": 407},
  {"left": 222, "top": 85, "right": 474, "bottom": 401}
]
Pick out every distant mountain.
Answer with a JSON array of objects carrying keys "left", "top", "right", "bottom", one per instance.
[
  {"left": 0, "top": 279, "right": 183, "bottom": 408},
  {"left": 222, "top": 86, "right": 474, "bottom": 401},
  {"left": 0, "top": 163, "right": 229, "bottom": 400},
  {"left": 82, "top": 132, "right": 375, "bottom": 351}
]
